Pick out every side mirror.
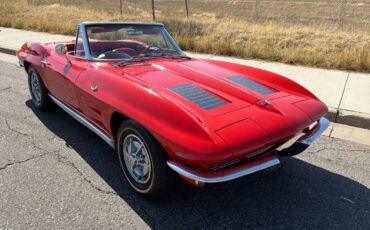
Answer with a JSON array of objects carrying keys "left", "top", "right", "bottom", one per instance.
[
  {"left": 55, "top": 43, "right": 67, "bottom": 55},
  {"left": 55, "top": 43, "right": 71, "bottom": 65}
]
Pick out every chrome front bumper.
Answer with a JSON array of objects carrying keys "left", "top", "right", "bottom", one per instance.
[
  {"left": 167, "top": 117, "right": 330, "bottom": 184},
  {"left": 15, "top": 59, "right": 23, "bottom": 68},
  {"left": 167, "top": 157, "right": 280, "bottom": 183},
  {"left": 277, "top": 117, "right": 330, "bottom": 156}
]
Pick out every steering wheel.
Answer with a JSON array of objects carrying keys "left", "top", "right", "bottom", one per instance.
[
  {"left": 139, "top": 44, "right": 161, "bottom": 56},
  {"left": 97, "top": 50, "right": 132, "bottom": 59}
]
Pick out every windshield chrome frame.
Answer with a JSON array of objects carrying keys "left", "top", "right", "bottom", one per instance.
[{"left": 78, "top": 22, "right": 186, "bottom": 62}]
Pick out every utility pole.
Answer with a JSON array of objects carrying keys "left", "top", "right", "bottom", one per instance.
[
  {"left": 135, "top": 0, "right": 137, "bottom": 17},
  {"left": 120, "top": 0, "right": 123, "bottom": 17},
  {"left": 255, "top": 0, "right": 259, "bottom": 21},
  {"left": 151, "top": 0, "right": 156, "bottom": 21},
  {"left": 185, "top": 0, "right": 189, "bottom": 18},
  {"left": 338, "top": 0, "right": 346, "bottom": 29}
]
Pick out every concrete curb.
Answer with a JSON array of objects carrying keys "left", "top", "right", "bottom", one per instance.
[
  {"left": 326, "top": 107, "right": 370, "bottom": 131},
  {"left": 1, "top": 47, "right": 370, "bottom": 130},
  {"left": 326, "top": 108, "right": 338, "bottom": 124},
  {"left": 334, "top": 110, "right": 370, "bottom": 130},
  {"left": 0, "top": 46, "right": 16, "bottom": 56}
]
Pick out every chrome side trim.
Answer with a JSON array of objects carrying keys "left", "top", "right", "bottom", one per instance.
[
  {"left": 48, "top": 94, "right": 115, "bottom": 148},
  {"left": 299, "top": 117, "right": 330, "bottom": 145},
  {"left": 167, "top": 158, "right": 280, "bottom": 183},
  {"left": 15, "top": 60, "right": 23, "bottom": 68}
]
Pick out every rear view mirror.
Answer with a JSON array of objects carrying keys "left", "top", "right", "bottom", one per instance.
[{"left": 55, "top": 43, "right": 67, "bottom": 55}]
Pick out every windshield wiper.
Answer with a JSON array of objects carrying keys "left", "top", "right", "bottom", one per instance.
[
  {"left": 114, "top": 53, "right": 191, "bottom": 67},
  {"left": 142, "top": 51, "right": 191, "bottom": 60},
  {"left": 113, "top": 57, "right": 151, "bottom": 67},
  {"left": 161, "top": 54, "right": 191, "bottom": 59}
]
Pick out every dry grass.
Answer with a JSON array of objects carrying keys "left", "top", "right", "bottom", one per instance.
[{"left": 0, "top": 0, "right": 369, "bottom": 72}]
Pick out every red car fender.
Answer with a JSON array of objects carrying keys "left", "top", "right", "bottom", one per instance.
[
  {"left": 74, "top": 66, "right": 230, "bottom": 164},
  {"left": 17, "top": 42, "right": 49, "bottom": 86}
]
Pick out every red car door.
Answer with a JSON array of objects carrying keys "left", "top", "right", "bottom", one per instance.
[
  {"left": 41, "top": 53, "right": 87, "bottom": 110},
  {"left": 74, "top": 63, "right": 114, "bottom": 133}
]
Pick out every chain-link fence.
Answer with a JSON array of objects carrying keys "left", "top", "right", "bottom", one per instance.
[{"left": 26, "top": 0, "right": 370, "bottom": 33}]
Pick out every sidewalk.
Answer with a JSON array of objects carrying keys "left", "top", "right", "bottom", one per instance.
[{"left": 1, "top": 26, "right": 370, "bottom": 129}]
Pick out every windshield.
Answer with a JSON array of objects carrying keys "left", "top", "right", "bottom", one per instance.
[{"left": 85, "top": 24, "right": 184, "bottom": 60}]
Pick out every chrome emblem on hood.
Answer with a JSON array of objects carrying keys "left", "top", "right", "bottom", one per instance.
[{"left": 259, "top": 99, "right": 272, "bottom": 107}]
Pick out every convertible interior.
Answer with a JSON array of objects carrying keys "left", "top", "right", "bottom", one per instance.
[{"left": 62, "top": 26, "right": 178, "bottom": 60}]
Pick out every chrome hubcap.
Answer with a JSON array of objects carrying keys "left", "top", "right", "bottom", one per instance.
[
  {"left": 123, "top": 134, "right": 151, "bottom": 184},
  {"left": 30, "top": 73, "right": 41, "bottom": 104}
]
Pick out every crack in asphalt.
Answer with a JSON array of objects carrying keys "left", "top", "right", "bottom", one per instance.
[
  {"left": 0, "top": 86, "right": 11, "bottom": 91},
  {"left": 308, "top": 147, "right": 370, "bottom": 154},
  {"left": 0, "top": 83, "right": 26, "bottom": 94},
  {"left": 4, "top": 117, "right": 61, "bottom": 149},
  {"left": 0, "top": 150, "right": 57, "bottom": 171},
  {"left": 303, "top": 147, "right": 370, "bottom": 170},
  {"left": 54, "top": 153, "right": 119, "bottom": 196},
  {"left": 53, "top": 153, "right": 158, "bottom": 228},
  {"left": 317, "top": 155, "right": 370, "bottom": 169},
  {"left": 2, "top": 115, "right": 158, "bottom": 227},
  {"left": 0, "top": 118, "right": 64, "bottom": 171},
  {"left": 5, "top": 119, "right": 30, "bottom": 137},
  {"left": 328, "top": 124, "right": 335, "bottom": 137}
]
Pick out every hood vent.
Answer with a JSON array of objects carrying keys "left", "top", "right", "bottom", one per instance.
[
  {"left": 169, "top": 83, "right": 226, "bottom": 110},
  {"left": 228, "top": 76, "right": 276, "bottom": 95}
]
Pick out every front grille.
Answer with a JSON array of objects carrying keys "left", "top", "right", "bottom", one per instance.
[
  {"left": 211, "top": 145, "right": 274, "bottom": 171},
  {"left": 211, "top": 159, "right": 241, "bottom": 171},
  {"left": 245, "top": 145, "right": 273, "bottom": 159},
  {"left": 228, "top": 76, "right": 276, "bottom": 95},
  {"left": 169, "top": 83, "right": 226, "bottom": 110}
]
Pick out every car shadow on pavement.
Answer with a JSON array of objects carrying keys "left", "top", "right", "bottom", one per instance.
[{"left": 26, "top": 100, "right": 370, "bottom": 230}]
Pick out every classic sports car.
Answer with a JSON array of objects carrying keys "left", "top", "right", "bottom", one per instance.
[{"left": 16, "top": 22, "right": 329, "bottom": 198}]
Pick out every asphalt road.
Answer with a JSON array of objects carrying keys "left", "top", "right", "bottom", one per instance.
[{"left": 0, "top": 58, "right": 369, "bottom": 230}]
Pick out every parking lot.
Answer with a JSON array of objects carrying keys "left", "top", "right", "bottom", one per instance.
[{"left": 0, "top": 54, "right": 369, "bottom": 229}]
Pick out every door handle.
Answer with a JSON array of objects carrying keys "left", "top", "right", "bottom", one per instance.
[
  {"left": 91, "top": 85, "right": 98, "bottom": 92},
  {"left": 40, "top": 60, "right": 51, "bottom": 66}
]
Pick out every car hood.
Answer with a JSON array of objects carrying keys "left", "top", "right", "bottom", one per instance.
[{"left": 115, "top": 58, "right": 327, "bottom": 152}]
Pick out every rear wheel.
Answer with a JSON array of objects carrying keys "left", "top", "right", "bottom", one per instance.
[
  {"left": 28, "top": 65, "right": 50, "bottom": 110},
  {"left": 116, "top": 120, "right": 173, "bottom": 198}
]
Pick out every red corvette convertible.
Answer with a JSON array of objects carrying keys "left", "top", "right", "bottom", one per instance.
[{"left": 16, "top": 22, "right": 329, "bottom": 198}]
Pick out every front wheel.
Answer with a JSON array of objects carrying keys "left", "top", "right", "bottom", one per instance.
[{"left": 116, "top": 120, "right": 174, "bottom": 198}]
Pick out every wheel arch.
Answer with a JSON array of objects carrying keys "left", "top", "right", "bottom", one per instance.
[
  {"left": 111, "top": 111, "right": 129, "bottom": 141},
  {"left": 110, "top": 111, "right": 170, "bottom": 160},
  {"left": 23, "top": 61, "right": 31, "bottom": 73}
]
